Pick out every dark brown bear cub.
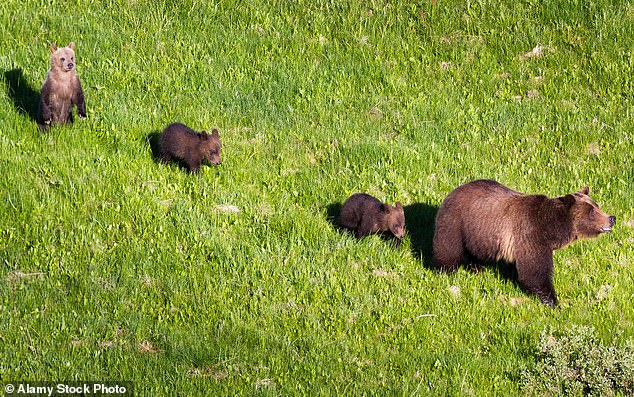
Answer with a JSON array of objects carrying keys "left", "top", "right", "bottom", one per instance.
[
  {"left": 339, "top": 193, "right": 405, "bottom": 245},
  {"left": 38, "top": 42, "right": 86, "bottom": 130},
  {"left": 432, "top": 179, "right": 615, "bottom": 306},
  {"left": 158, "top": 123, "right": 221, "bottom": 172}
]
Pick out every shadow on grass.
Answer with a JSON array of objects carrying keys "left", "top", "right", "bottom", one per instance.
[
  {"left": 404, "top": 203, "right": 439, "bottom": 267},
  {"left": 146, "top": 130, "right": 162, "bottom": 161},
  {"left": 488, "top": 260, "right": 519, "bottom": 285},
  {"left": 3, "top": 68, "right": 40, "bottom": 122},
  {"left": 325, "top": 202, "right": 342, "bottom": 230}
]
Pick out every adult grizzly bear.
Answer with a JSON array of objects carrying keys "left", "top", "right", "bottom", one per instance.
[{"left": 432, "top": 179, "right": 615, "bottom": 306}]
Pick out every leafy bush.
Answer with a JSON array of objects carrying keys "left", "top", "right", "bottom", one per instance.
[{"left": 522, "top": 325, "right": 634, "bottom": 397}]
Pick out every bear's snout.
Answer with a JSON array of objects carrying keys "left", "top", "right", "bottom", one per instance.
[
  {"left": 601, "top": 215, "right": 616, "bottom": 232},
  {"left": 209, "top": 154, "right": 221, "bottom": 165},
  {"left": 393, "top": 229, "right": 405, "bottom": 241}
]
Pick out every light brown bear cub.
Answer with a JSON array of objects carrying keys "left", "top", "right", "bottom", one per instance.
[
  {"left": 432, "top": 179, "right": 615, "bottom": 306},
  {"left": 158, "top": 123, "right": 221, "bottom": 173},
  {"left": 339, "top": 193, "right": 405, "bottom": 246},
  {"left": 38, "top": 42, "right": 86, "bottom": 129}
]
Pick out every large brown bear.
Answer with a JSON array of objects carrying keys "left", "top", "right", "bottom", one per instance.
[
  {"left": 158, "top": 123, "right": 221, "bottom": 172},
  {"left": 339, "top": 193, "right": 405, "bottom": 246},
  {"left": 38, "top": 42, "right": 86, "bottom": 130},
  {"left": 432, "top": 179, "right": 615, "bottom": 306}
]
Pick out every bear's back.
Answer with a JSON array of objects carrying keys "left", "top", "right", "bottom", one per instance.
[
  {"left": 339, "top": 193, "right": 382, "bottom": 228},
  {"left": 436, "top": 180, "right": 534, "bottom": 262},
  {"left": 158, "top": 123, "right": 200, "bottom": 158}
]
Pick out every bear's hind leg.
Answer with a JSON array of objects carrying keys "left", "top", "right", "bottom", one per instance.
[{"left": 432, "top": 227, "right": 465, "bottom": 272}]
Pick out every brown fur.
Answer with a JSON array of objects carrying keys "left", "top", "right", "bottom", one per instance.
[
  {"left": 339, "top": 193, "right": 405, "bottom": 244},
  {"left": 158, "top": 122, "right": 222, "bottom": 172},
  {"left": 432, "top": 179, "right": 615, "bottom": 306},
  {"left": 38, "top": 42, "right": 86, "bottom": 130}
]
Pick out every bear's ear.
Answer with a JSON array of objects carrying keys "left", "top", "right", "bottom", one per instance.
[
  {"left": 560, "top": 194, "right": 576, "bottom": 208},
  {"left": 381, "top": 203, "right": 389, "bottom": 213},
  {"left": 577, "top": 186, "right": 590, "bottom": 195},
  {"left": 395, "top": 201, "right": 403, "bottom": 210},
  {"left": 199, "top": 131, "right": 209, "bottom": 140},
  {"left": 211, "top": 129, "right": 219, "bottom": 138},
  {"left": 68, "top": 42, "right": 75, "bottom": 50},
  {"left": 50, "top": 44, "right": 58, "bottom": 53}
]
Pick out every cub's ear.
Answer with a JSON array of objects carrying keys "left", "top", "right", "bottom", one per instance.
[
  {"left": 68, "top": 42, "right": 75, "bottom": 50},
  {"left": 211, "top": 129, "right": 219, "bottom": 138},
  {"left": 560, "top": 194, "right": 576, "bottom": 208},
  {"left": 50, "top": 44, "right": 58, "bottom": 53},
  {"left": 380, "top": 203, "right": 389, "bottom": 213},
  {"left": 395, "top": 201, "right": 403, "bottom": 210},
  {"left": 577, "top": 186, "right": 590, "bottom": 195},
  {"left": 198, "top": 131, "right": 209, "bottom": 140}
]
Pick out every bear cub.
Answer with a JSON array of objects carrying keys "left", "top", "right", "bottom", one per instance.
[
  {"left": 432, "top": 179, "right": 615, "bottom": 306},
  {"left": 38, "top": 42, "right": 86, "bottom": 130},
  {"left": 158, "top": 122, "right": 221, "bottom": 172},
  {"left": 339, "top": 193, "right": 405, "bottom": 246}
]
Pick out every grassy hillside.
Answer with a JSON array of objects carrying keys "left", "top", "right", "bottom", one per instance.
[{"left": 1, "top": 0, "right": 633, "bottom": 395}]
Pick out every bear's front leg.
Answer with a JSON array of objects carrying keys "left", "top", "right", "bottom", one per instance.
[
  {"left": 39, "top": 97, "right": 52, "bottom": 125},
  {"left": 186, "top": 159, "right": 201, "bottom": 173},
  {"left": 75, "top": 84, "right": 87, "bottom": 119},
  {"left": 516, "top": 252, "right": 558, "bottom": 306},
  {"left": 356, "top": 217, "right": 375, "bottom": 239}
]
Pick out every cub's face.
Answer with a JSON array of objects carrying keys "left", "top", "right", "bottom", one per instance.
[
  {"left": 199, "top": 129, "right": 222, "bottom": 165},
  {"left": 386, "top": 202, "right": 405, "bottom": 240},
  {"left": 50, "top": 42, "right": 76, "bottom": 73},
  {"left": 570, "top": 187, "right": 615, "bottom": 239}
]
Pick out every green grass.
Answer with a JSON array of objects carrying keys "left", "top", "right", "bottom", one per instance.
[{"left": 1, "top": 0, "right": 633, "bottom": 395}]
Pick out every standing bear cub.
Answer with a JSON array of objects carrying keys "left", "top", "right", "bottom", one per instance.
[
  {"left": 432, "top": 179, "right": 615, "bottom": 306},
  {"left": 158, "top": 123, "right": 221, "bottom": 172},
  {"left": 38, "top": 42, "right": 86, "bottom": 130},
  {"left": 339, "top": 193, "right": 405, "bottom": 246}
]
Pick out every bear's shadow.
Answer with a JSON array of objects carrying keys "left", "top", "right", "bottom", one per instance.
[
  {"left": 146, "top": 131, "right": 162, "bottom": 160},
  {"left": 325, "top": 203, "right": 343, "bottom": 229},
  {"left": 3, "top": 68, "right": 40, "bottom": 122},
  {"left": 403, "top": 202, "right": 439, "bottom": 267}
]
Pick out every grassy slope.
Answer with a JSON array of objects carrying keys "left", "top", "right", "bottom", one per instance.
[{"left": 1, "top": 0, "right": 633, "bottom": 395}]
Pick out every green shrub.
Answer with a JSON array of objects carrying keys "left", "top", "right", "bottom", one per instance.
[{"left": 522, "top": 325, "right": 634, "bottom": 397}]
